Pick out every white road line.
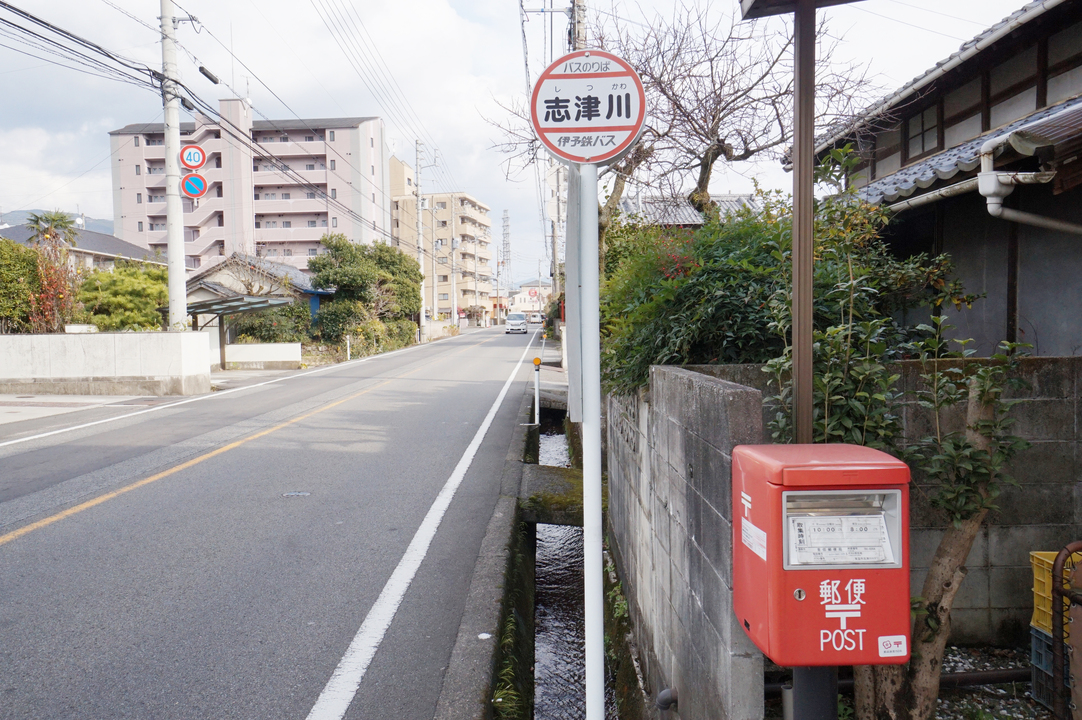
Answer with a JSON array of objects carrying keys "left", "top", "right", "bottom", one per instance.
[
  {"left": 0, "top": 334, "right": 462, "bottom": 450},
  {"left": 305, "top": 331, "right": 537, "bottom": 720}
]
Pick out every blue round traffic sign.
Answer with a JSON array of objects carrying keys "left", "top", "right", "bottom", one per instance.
[{"left": 181, "top": 173, "right": 209, "bottom": 198}]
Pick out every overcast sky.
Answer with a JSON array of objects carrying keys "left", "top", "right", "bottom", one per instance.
[{"left": 0, "top": 0, "right": 1029, "bottom": 283}]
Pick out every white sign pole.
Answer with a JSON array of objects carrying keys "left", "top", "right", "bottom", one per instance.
[{"left": 578, "top": 160, "right": 604, "bottom": 720}]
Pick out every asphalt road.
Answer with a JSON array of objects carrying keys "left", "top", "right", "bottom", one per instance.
[{"left": 0, "top": 328, "right": 538, "bottom": 720}]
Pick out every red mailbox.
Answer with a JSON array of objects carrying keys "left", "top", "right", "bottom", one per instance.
[{"left": 732, "top": 444, "right": 911, "bottom": 666}]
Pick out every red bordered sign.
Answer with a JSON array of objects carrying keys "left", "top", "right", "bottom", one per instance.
[
  {"left": 530, "top": 49, "right": 646, "bottom": 165},
  {"left": 181, "top": 172, "right": 209, "bottom": 198},
  {"left": 179, "top": 144, "right": 206, "bottom": 170}
]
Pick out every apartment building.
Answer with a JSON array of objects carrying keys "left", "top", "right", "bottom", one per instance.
[
  {"left": 389, "top": 156, "right": 494, "bottom": 322},
  {"left": 109, "top": 98, "right": 391, "bottom": 271}
]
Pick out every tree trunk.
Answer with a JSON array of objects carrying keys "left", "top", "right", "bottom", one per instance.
[
  {"left": 864, "top": 376, "right": 996, "bottom": 720},
  {"left": 687, "top": 141, "right": 725, "bottom": 213}
]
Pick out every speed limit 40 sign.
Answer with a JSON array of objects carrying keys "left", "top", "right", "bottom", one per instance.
[
  {"left": 530, "top": 49, "right": 646, "bottom": 166},
  {"left": 179, "top": 144, "right": 207, "bottom": 170}
]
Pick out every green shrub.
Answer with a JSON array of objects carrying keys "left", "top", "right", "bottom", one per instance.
[
  {"left": 0, "top": 238, "right": 41, "bottom": 332},
  {"left": 231, "top": 299, "right": 312, "bottom": 343},
  {"left": 316, "top": 298, "right": 368, "bottom": 341},
  {"left": 77, "top": 261, "right": 168, "bottom": 331},
  {"left": 601, "top": 189, "right": 967, "bottom": 394},
  {"left": 383, "top": 318, "right": 417, "bottom": 349}
]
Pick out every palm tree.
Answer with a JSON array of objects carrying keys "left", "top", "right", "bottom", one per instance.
[{"left": 26, "top": 210, "right": 78, "bottom": 252}]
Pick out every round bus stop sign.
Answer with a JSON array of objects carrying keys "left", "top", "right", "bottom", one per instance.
[
  {"left": 179, "top": 144, "right": 207, "bottom": 170},
  {"left": 181, "top": 172, "right": 209, "bottom": 198},
  {"left": 530, "top": 49, "right": 646, "bottom": 166}
]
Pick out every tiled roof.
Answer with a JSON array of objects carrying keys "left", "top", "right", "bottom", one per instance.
[
  {"left": 1, "top": 224, "right": 163, "bottom": 262},
  {"left": 818, "top": 0, "right": 1062, "bottom": 152},
  {"left": 857, "top": 94, "right": 1082, "bottom": 204},
  {"left": 186, "top": 253, "right": 325, "bottom": 293}
]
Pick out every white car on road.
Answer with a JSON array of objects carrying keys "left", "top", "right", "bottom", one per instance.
[
  {"left": 529, "top": 313, "right": 543, "bottom": 324},
  {"left": 505, "top": 313, "right": 528, "bottom": 334}
]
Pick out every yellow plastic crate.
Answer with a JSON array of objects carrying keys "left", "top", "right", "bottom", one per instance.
[{"left": 1031, "top": 550, "right": 1082, "bottom": 636}]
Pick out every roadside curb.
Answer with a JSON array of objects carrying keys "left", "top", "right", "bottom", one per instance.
[{"left": 433, "top": 385, "right": 534, "bottom": 720}]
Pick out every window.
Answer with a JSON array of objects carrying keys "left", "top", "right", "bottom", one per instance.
[
  {"left": 329, "top": 131, "right": 335, "bottom": 141},
  {"left": 394, "top": 201, "right": 399, "bottom": 210},
  {"left": 265, "top": 193, "right": 276, "bottom": 200},
  {"left": 136, "top": 193, "right": 142, "bottom": 204},
  {"left": 133, "top": 136, "right": 140, "bottom": 147},
  {"left": 283, "top": 249, "right": 292, "bottom": 257},
  {"left": 280, "top": 136, "right": 289, "bottom": 143},
  {"left": 332, "top": 217, "right": 338, "bottom": 228},
  {"left": 255, "top": 222, "right": 261, "bottom": 228},
  {"left": 306, "top": 192, "right": 316, "bottom": 199},
  {"left": 407, "top": 178, "right": 412, "bottom": 186},
  {"left": 305, "top": 135, "right": 314, "bottom": 142},
  {"left": 268, "top": 249, "right": 278, "bottom": 256},
  {"left": 321, "top": 219, "right": 327, "bottom": 226},
  {"left": 907, "top": 106, "right": 938, "bottom": 159},
  {"left": 437, "top": 201, "right": 446, "bottom": 209},
  {"left": 438, "top": 256, "right": 448, "bottom": 265},
  {"left": 135, "top": 165, "right": 141, "bottom": 176},
  {"left": 306, "top": 164, "right": 316, "bottom": 171},
  {"left": 319, "top": 135, "right": 324, "bottom": 141},
  {"left": 438, "top": 274, "right": 448, "bottom": 282},
  {"left": 254, "top": 164, "right": 260, "bottom": 172},
  {"left": 151, "top": 194, "right": 165, "bottom": 203},
  {"left": 217, "top": 214, "right": 224, "bottom": 227},
  {"left": 307, "top": 220, "right": 317, "bottom": 228},
  {"left": 282, "top": 221, "right": 292, "bottom": 228},
  {"left": 319, "top": 162, "right": 326, "bottom": 169},
  {"left": 151, "top": 223, "right": 166, "bottom": 231},
  {"left": 438, "top": 293, "right": 448, "bottom": 300},
  {"left": 254, "top": 193, "right": 260, "bottom": 200},
  {"left": 439, "top": 220, "right": 448, "bottom": 227},
  {"left": 309, "top": 248, "right": 318, "bottom": 256},
  {"left": 331, "top": 188, "right": 337, "bottom": 199},
  {"left": 137, "top": 221, "right": 144, "bottom": 232},
  {"left": 329, "top": 160, "right": 336, "bottom": 170},
  {"left": 266, "top": 221, "right": 277, "bottom": 228},
  {"left": 282, "top": 193, "right": 290, "bottom": 200}
]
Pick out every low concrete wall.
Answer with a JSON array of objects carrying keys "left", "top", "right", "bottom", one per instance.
[
  {"left": 225, "top": 342, "right": 301, "bottom": 370},
  {"left": 694, "top": 358, "right": 1082, "bottom": 646},
  {"left": 0, "top": 332, "right": 211, "bottom": 396},
  {"left": 607, "top": 366, "right": 764, "bottom": 720}
]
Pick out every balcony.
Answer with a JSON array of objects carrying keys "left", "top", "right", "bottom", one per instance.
[
  {"left": 253, "top": 226, "right": 328, "bottom": 242},
  {"left": 253, "top": 167, "right": 327, "bottom": 186},
  {"left": 254, "top": 140, "right": 328, "bottom": 157},
  {"left": 254, "top": 197, "right": 330, "bottom": 214}
]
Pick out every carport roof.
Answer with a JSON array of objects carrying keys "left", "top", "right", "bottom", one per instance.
[{"left": 184, "top": 295, "right": 293, "bottom": 317}]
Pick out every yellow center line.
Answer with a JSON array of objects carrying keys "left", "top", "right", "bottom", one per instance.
[{"left": 0, "top": 332, "right": 508, "bottom": 548}]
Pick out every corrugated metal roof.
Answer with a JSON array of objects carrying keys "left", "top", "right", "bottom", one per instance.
[
  {"left": 857, "top": 94, "right": 1082, "bottom": 204},
  {"left": 616, "top": 193, "right": 760, "bottom": 226},
  {"left": 109, "top": 117, "right": 378, "bottom": 136},
  {"left": 1, "top": 224, "right": 163, "bottom": 262},
  {"left": 818, "top": 0, "right": 1066, "bottom": 152}
]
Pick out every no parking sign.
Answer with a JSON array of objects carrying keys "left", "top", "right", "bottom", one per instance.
[{"left": 181, "top": 173, "right": 209, "bottom": 198}]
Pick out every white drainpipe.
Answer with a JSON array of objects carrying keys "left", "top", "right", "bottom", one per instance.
[{"left": 979, "top": 133, "right": 1082, "bottom": 235}]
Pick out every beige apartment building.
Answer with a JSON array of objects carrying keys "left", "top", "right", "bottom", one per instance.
[
  {"left": 108, "top": 98, "right": 391, "bottom": 271},
  {"left": 389, "top": 156, "right": 494, "bottom": 322}
]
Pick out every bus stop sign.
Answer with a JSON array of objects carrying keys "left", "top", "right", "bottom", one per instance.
[{"left": 530, "top": 49, "right": 646, "bottom": 166}]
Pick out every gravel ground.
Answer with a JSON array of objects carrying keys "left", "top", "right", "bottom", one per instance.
[
  {"left": 765, "top": 646, "right": 1053, "bottom": 719},
  {"left": 933, "top": 646, "right": 1052, "bottom": 720}
]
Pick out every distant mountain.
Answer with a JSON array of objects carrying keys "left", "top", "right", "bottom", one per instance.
[{"left": 0, "top": 209, "right": 113, "bottom": 236}]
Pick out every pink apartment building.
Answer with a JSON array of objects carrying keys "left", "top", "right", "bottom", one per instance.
[{"left": 109, "top": 98, "right": 391, "bottom": 272}]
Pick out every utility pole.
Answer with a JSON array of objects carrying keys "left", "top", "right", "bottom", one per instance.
[
  {"left": 501, "top": 210, "right": 510, "bottom": 323},
  {"left": 160, "top": 0, "right": 186, "bottom": 330},
  {"left": 553, "top": 169, "right": 562, "bottom": 297},
  {"left": 430, "top": 204, "right": 438, "bottom": 326},
  {"left": 450, "top": 194, "right": 458, "bottom": 325},
  {"left": 414, "top": 140, "right": 427, "bottom": 343},
  {"left": 572, "top": 0, "right": 587, "bottom": 51}
]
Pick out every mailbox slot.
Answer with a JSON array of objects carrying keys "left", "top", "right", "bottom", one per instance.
[{"left": 782, "top": 489, "right": 903, "bottom": 571}]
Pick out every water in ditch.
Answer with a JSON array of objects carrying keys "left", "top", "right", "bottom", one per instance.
[{"left": 534, "top": 525, "right": 618, "bottom": 719}]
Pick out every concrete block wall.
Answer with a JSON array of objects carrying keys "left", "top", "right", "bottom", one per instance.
[
  {"left": 0, "top": 332, "right": 211, "bottom": 395},
  {"left": 691, "top": 357, "right": 1082, "bottom": 646},
  {"left": 225, "top": 342, "right": 301, "bottom": 370},
  {"left": 607, "top": 366, "right": 764, "bottom": 720}
]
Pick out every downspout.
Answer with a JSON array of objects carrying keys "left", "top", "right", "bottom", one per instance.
[{"left": 978, "top": 135, "right": 1080, "bottom": 234}]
